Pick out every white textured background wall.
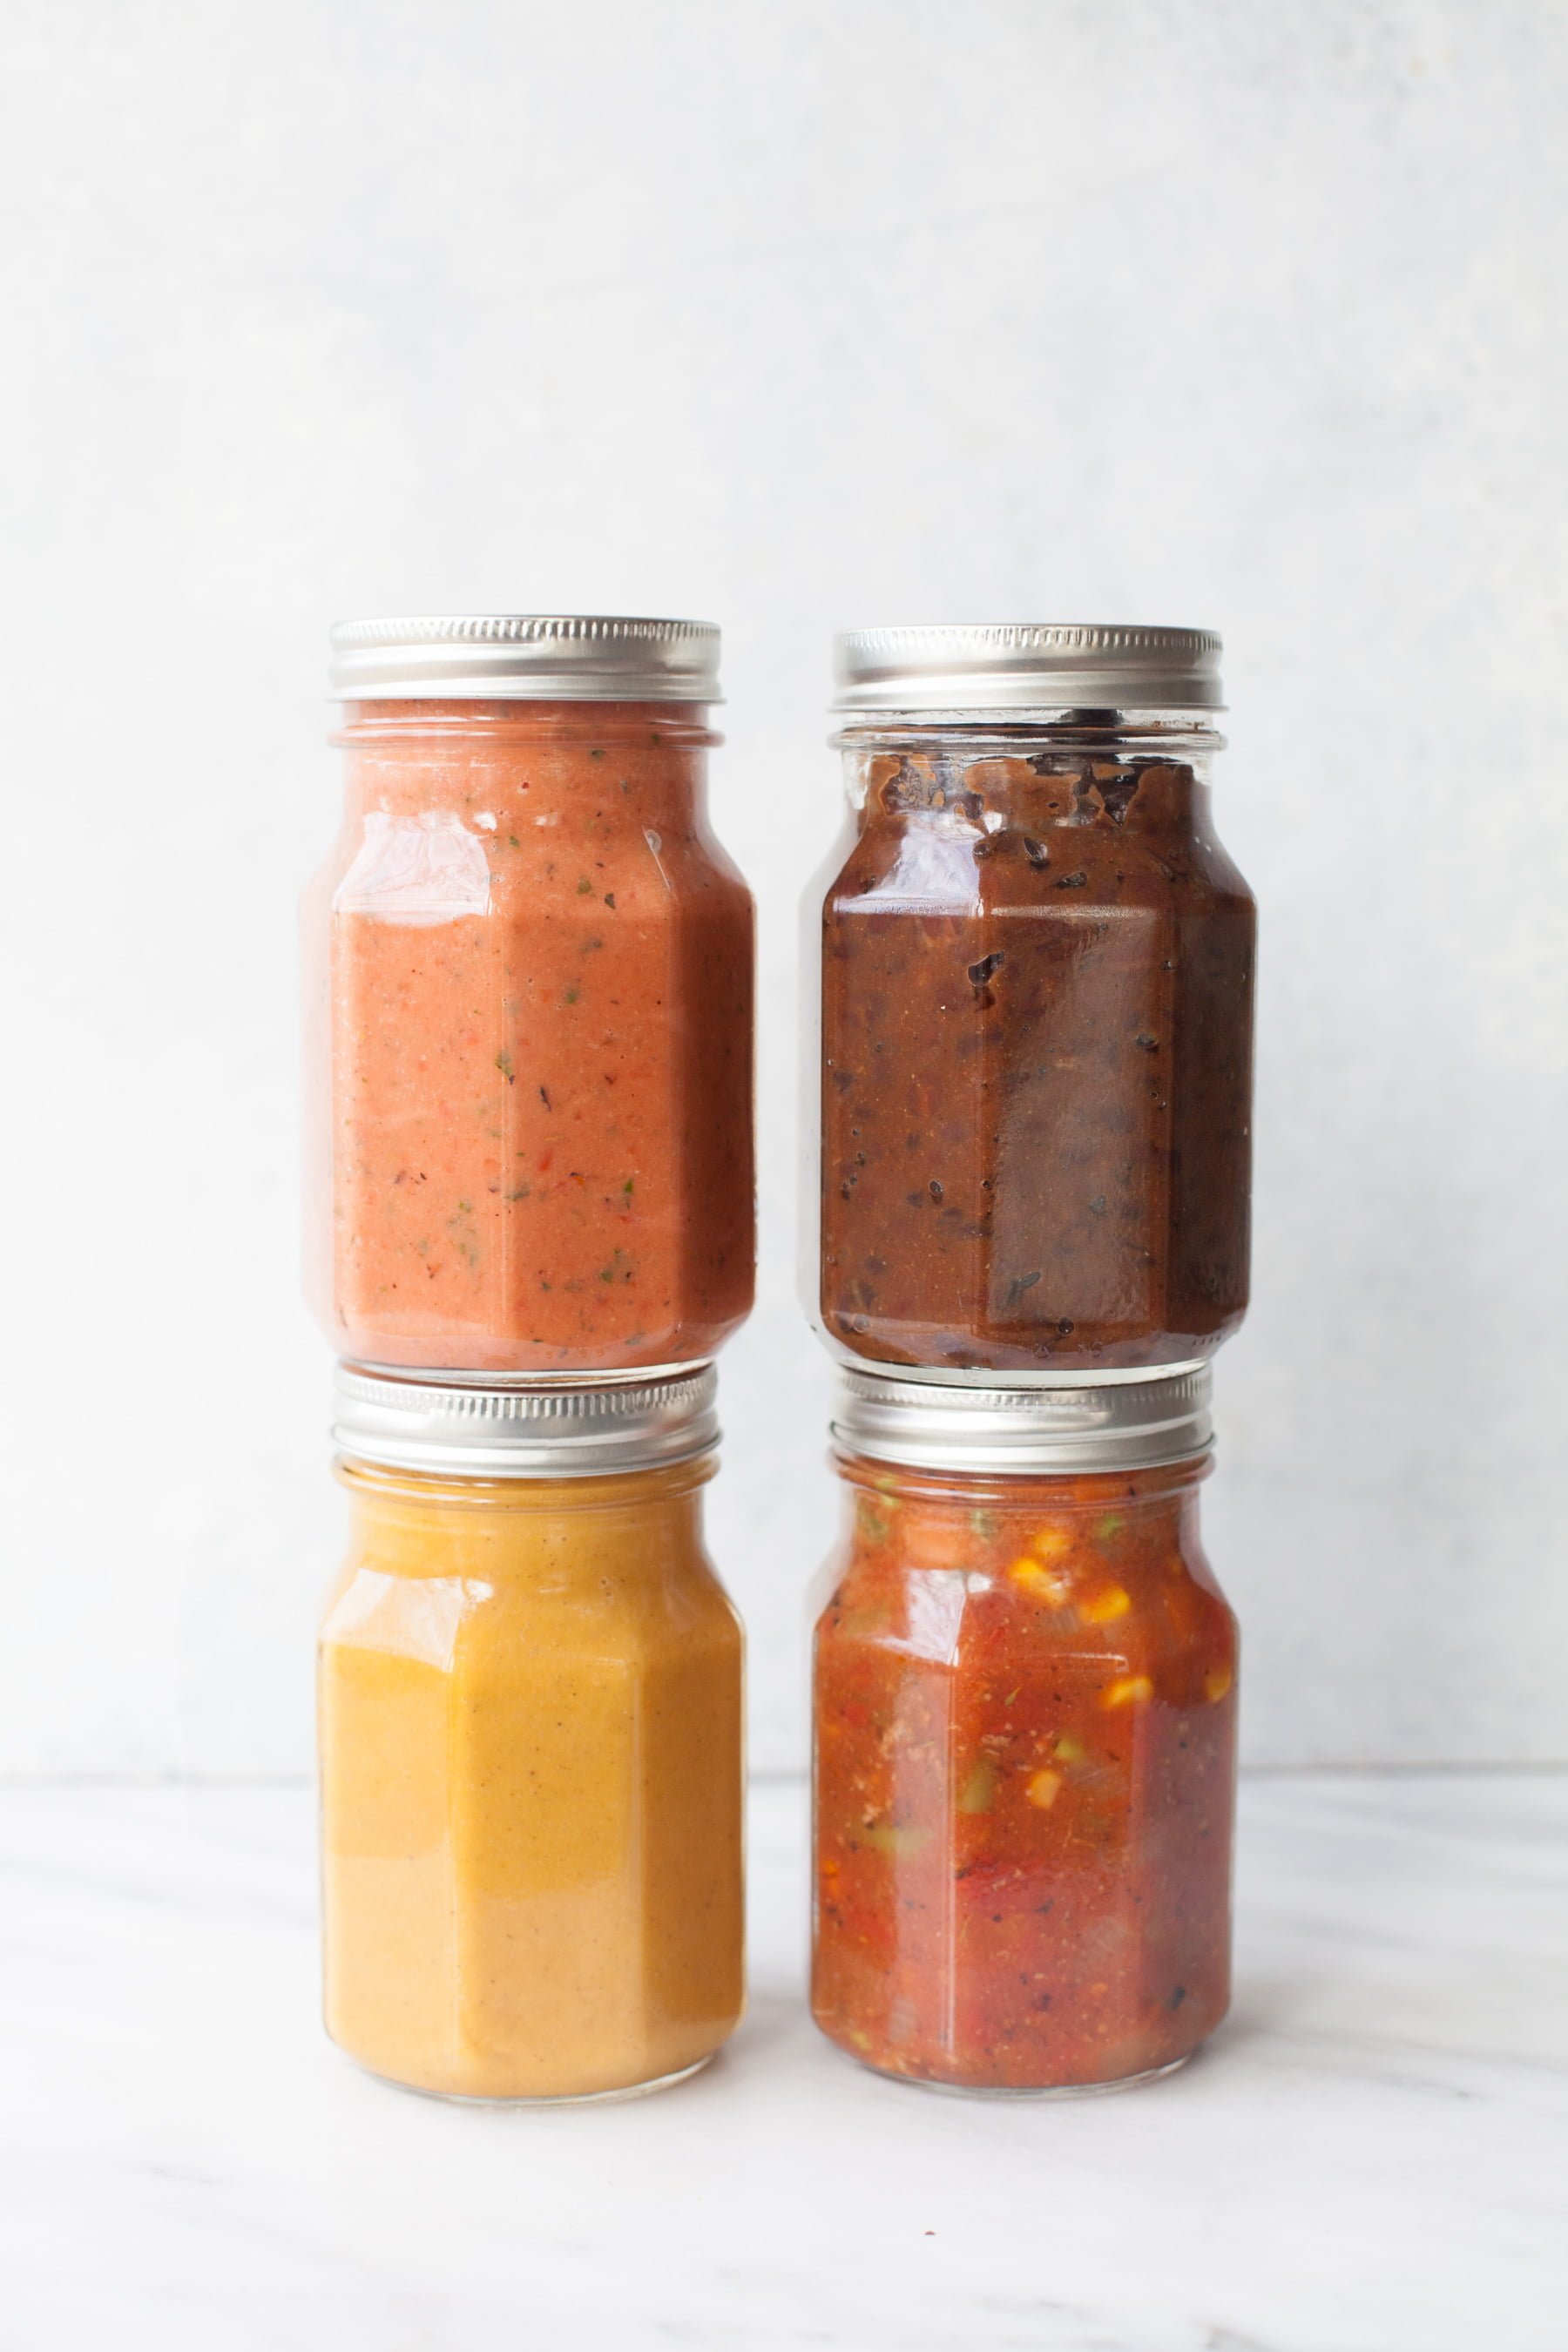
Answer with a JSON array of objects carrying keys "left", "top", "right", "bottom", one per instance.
[{"left": 2, "top": 0, "right": 1564, "bottom": 1774}]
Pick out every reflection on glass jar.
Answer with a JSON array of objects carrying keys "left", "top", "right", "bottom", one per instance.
[
  {"left": 811, "top": 627, "right": 1254, "bottom": 1372},
  {"left": 811, "top": 1368, "right": 1236, "bottom": 2093},
  {"left": 319, "top": 1365, "right": 744, "bottom": 2103}
]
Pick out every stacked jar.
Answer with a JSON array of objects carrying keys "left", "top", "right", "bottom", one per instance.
[
  {"left": 305, "top": 616, "right": 754, "bottom": 2102},
  {"left": 805, "top": 625, "right": 1255, "bottom": 2094}
]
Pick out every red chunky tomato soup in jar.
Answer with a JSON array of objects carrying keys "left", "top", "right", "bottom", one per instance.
[{"left": 812, "top": 1365, "right": 1236, "bottom": 2093}]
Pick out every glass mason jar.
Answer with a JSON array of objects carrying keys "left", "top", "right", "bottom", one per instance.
[
  {"left": 812, "top": 1366, "right": 1237, "bottom": 2094},
  {"left": 319, "top": 1364, "right": 744, "bottom": 2103},
  {"left": 305, "top": 615, "right": 755, "bottom": 1375},
  {"left": 808, "top": 625, "right": 1255, "bottom": 1374}
]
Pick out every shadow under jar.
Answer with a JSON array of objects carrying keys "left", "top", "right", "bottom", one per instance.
[
  {"left": 812, "top": 1365, "right": 1237, "bottom": 2094},
  {"left": 814, "top": 625, "right": 1255, "bottom": 1373},
  {"left": 320, "top": 1364, "right": 744, "bottom": 2103},
  {"left": 306, "top": 616, "right": 755, "bottom": 1375}
]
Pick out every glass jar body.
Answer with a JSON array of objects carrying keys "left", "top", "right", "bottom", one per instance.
[
  {"left": 811, "top": 715, "right": 1254, "bottom": 1371},
  {"left": 305, "top": 700, "right": 755, "bottom": 1374},
  {"left": 319, "top": 1452, "right": 745, "bottom": 2101},
  {"left": 812, "top": 1449, "right": 1236, "bottom": 2092}
]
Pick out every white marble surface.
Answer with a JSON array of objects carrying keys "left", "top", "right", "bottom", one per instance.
[{"left": 0, "top": 1772, "right": 1563, "bottom": 2350}]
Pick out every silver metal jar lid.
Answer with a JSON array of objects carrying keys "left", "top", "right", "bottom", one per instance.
[
  {"left": 328, "top": 614, "right": 721, "bottom": 703},
  {"left": 830, "top": 1362, "right": 1213, "bottom": 1476},
  {"left": 333, "top": 1362, "right": 720, "bottom": 1479},
  {"left": 832, "top": 625, "right": 1222, "bottom": 714}
]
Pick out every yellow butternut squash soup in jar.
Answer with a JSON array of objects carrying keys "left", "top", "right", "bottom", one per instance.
[{"left": 319, "top": 1365, "right": 743, "bottom": 2102}]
